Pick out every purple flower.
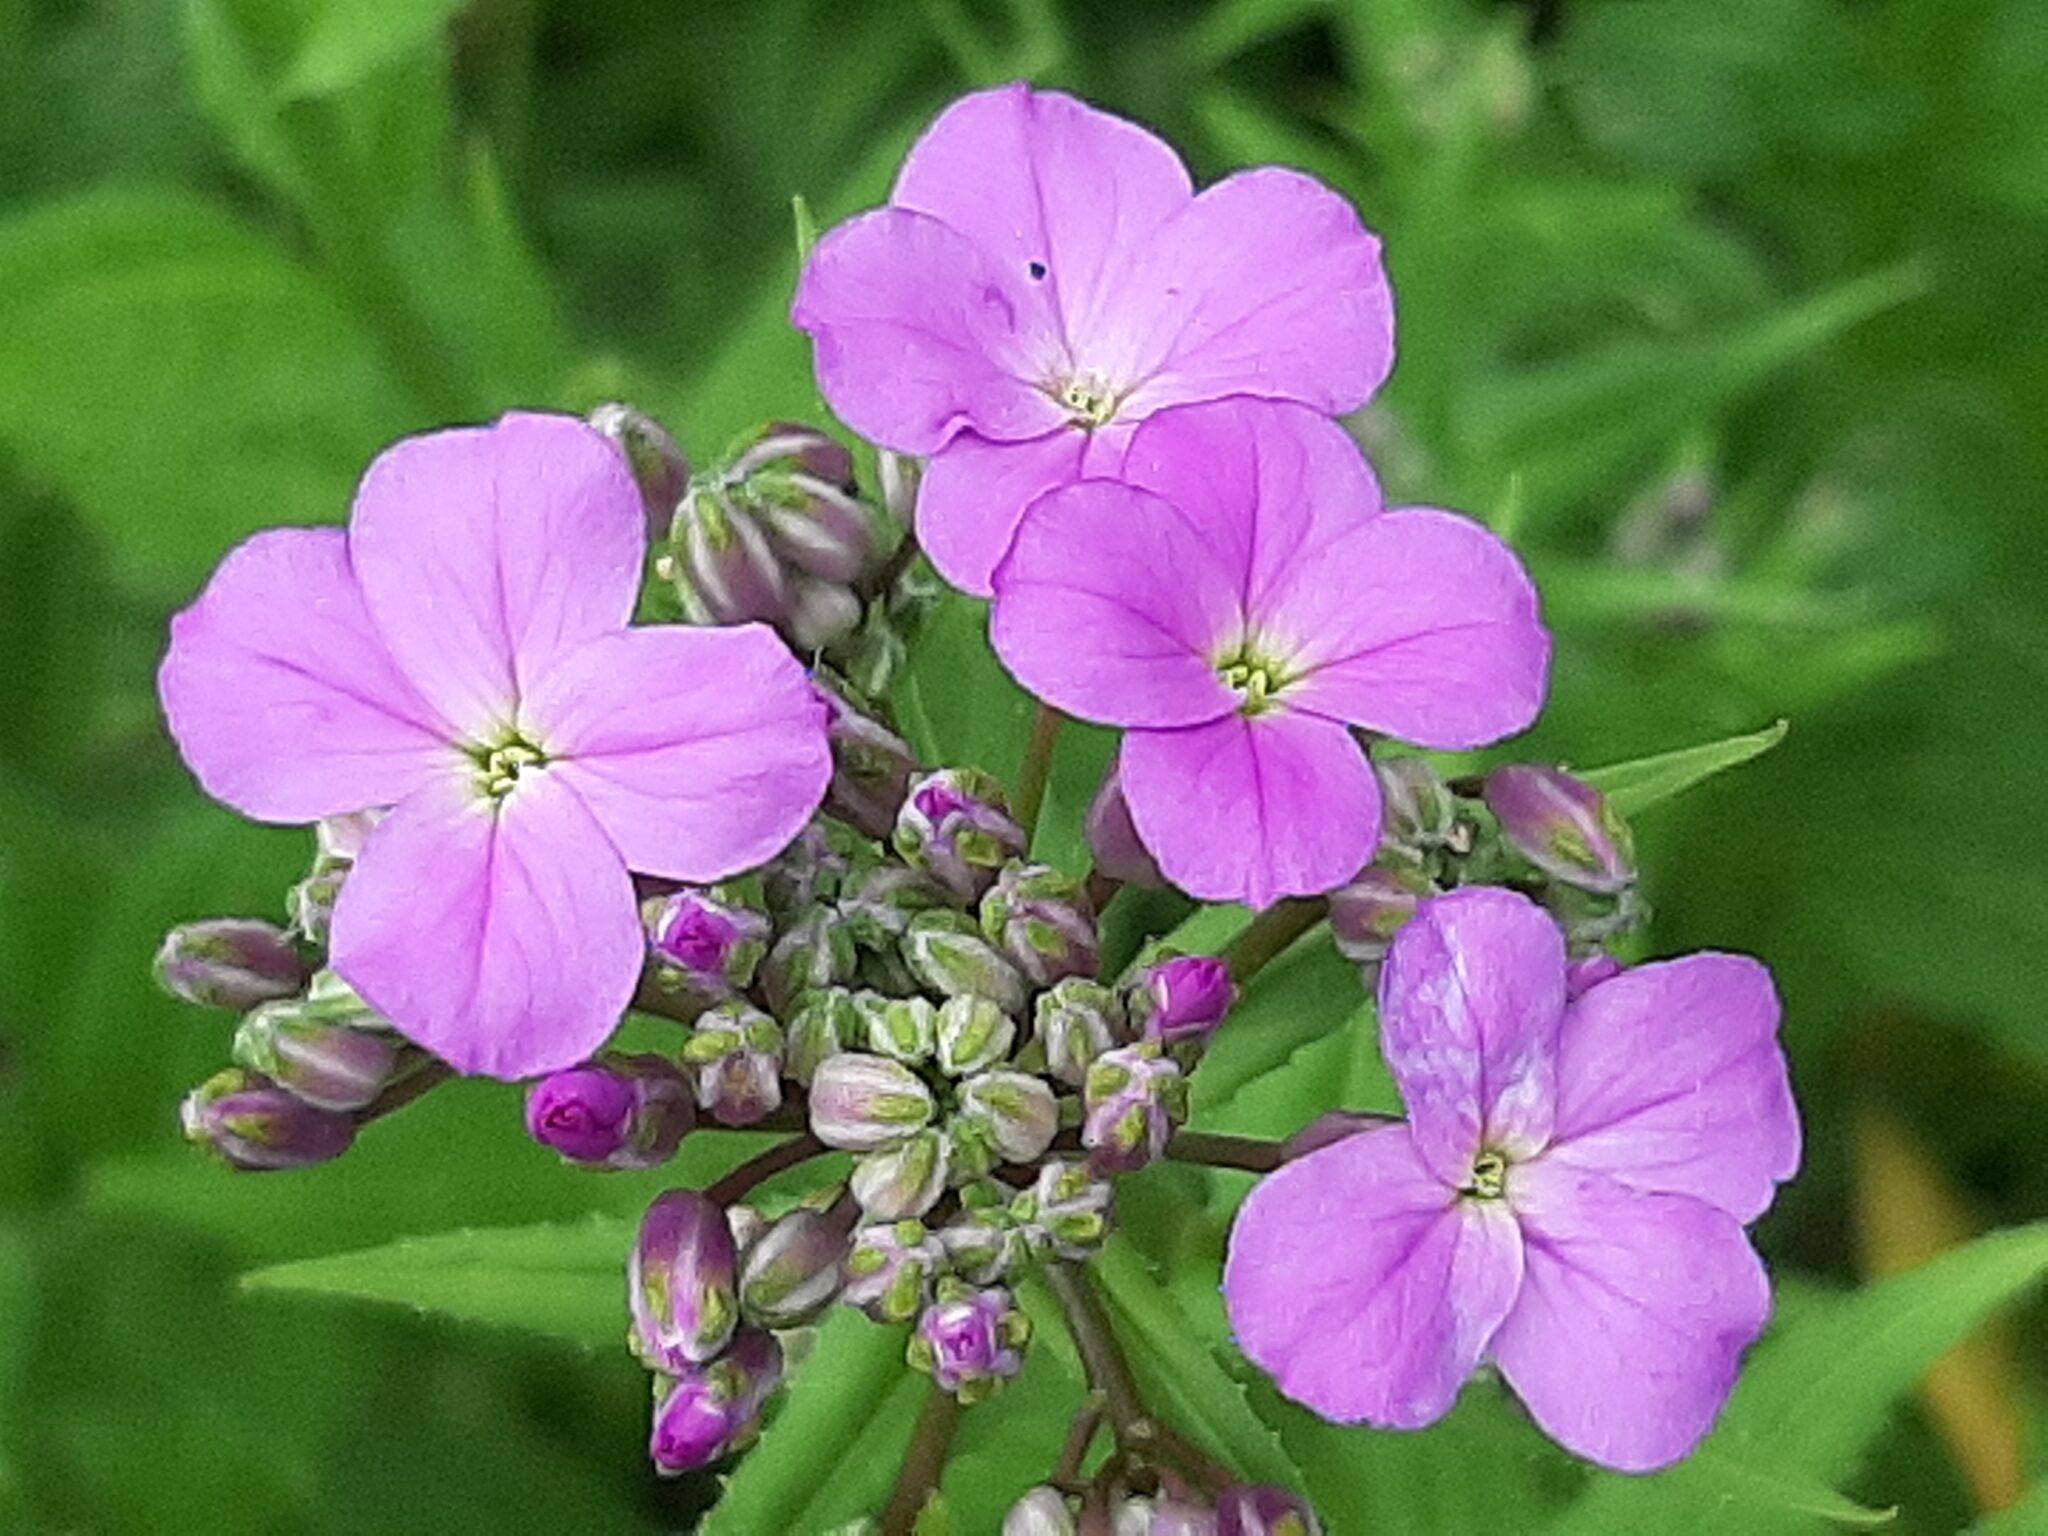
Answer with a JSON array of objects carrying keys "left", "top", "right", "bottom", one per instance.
[
  {"left": 1223, "top": 888, "right": 1801, "bottom": 1472},
  {"left": 910, "top": 1285, "right": 1029, "bottom": 1400},
  {"left": 991, "top": 399, "right": 1549, "bottom": 908},
  {"left": 648, "top": 1329, "right": 783, "bottom": 1476},
  {"left": 792, "top": 83, "right": 1393, "bottom": 596},
  {"left": 525, "top": 1054, "right": 693, "bottom": 1170},
  {"left": 158, "top": 413, "right": 831, "bottom": 1079}
]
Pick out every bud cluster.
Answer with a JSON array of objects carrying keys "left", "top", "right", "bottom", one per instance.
[{"left": 1005, "top": 1480, "right": 1322, "bottom": 1533}]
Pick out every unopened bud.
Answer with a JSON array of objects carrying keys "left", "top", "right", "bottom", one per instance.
[
  {"left": 808, "top": 1052, "right": 934, "bottom": 1152},
  {"left": 934, "top": 995, "right": 1015, "bottom": 1077},
  {"left": 1376, "top": 756, "right": 1460, "bottom": 852},
  {"left": 787, "top": 577, "right": 864, "bottom": 651},
  {"left": 938, "top": 1206, "right": 1033, "bottom": 1286},
  {"left": 860, "top": 992, "right": 937, "bottom": 1065},
  {"left": 820, "top": 686, "right": 920, "bottom": 838},
  {"left": 903, "top": 910, "right": 1029, "bottom": 1017},
  {"left": 525, "top": 1053, "right": 693, "bottom": 1169},
  {"left": 1130, "top": 955, "right": 1236, "bottom": 1046},
  {"left": 954, "top": 1070, "right": 1059, "bottom": 1166},
  {"left": 785, "top": 987, "right": 859, "bottom": 1084},
  {"left": 1083, "top": 1045, "right": 1187, "bottom": 1174},
  {"left": 841, "top": 1219, "right": 945, "bottom": 1324},
  {"left": 739, "top": 1207, "right": 850, "bottom": 1327},
  {"left": 908, "top": 1284, "right": 1029, "bottom": 1402},
  {"left": 589, "top": 402, "right": 690, "bottom": 536},
  {"left": 894, "top": 769, "right": 1027, "bottom": 904},
  {"left": 630, "top": 1189, "right": 739, "bottom": 1369},
  {"left": 1006, "top": 1487, "right": 1079, "bottom": 1536},
  {"left": 1217, "top": 1485, "right": 1322, "bottom": 1536},
  {"left": 840, "top": 863, "right": 949, "bottom": 950},
  {"left": 1034, "top": 979, "right": 1128, "bottom": 1087},
  {"left": 760, "top": 904, "right": 857, "bottom": 1015},
  {"left": 1328, "top": 866, "right": 1433, "bottom": 964},
  {"left": 180, "top": 1068, "right": 355, "bottom": 1171},
  {"left": 850, "top": 1127, "right": 949, "bottom": 1220},
  {"left": 155, "top": 919, "right": 308, "bottom": 1011},
  {"left": 728, "top": 423, "right": 873, "bottom": 585},
  {"left": 1028, "top": 1159, "right": 1114, "bottom": 1259},
  {"left": 287, "top": 810, "right": 384, "bottom": 944},
  {"left": 1483, "top": 765, "right": 1635, "bottom": 894},
  {"left": 1084, "top": 764, "right": 1163, "bottom": 888},
  {"left": 1135, "top": 1498, "right": 1223, "bottom": 1536},
  {"left": 761, "top": 821, "right": 851, "bottom": 920},
  {"left": 645, "top": 887, "right": 770, "bottom": 1009},
  {"left": 681, "top": 1002, "right": 783, "bottom": 1127},
  {"left": 981, "top": 862, "right": 1099, "bottom": 987},
  {"left": 232, "top": 999, "right": 404, "bottom": 1112},
  {"left": 665, "top": 483, "right": 791, "bottom": 629},
  {"left": 648, "top": 1328, "right": 782, "bottom": 1476}
]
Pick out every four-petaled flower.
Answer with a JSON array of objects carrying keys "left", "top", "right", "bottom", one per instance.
[
  {"left": 159, "top": 413, "right": 831, "bottom": 1078},
  {"left": 792, "top": 81, "right": 1394, "bottom": 596},
  {"left": 990, "top": 398, "right": 1550, "bottom": 908},
  {"left": 1223, "top": 887, "right": 1800, "bottom": 1471}
]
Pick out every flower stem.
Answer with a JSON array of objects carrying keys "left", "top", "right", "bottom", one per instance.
[
  {"left": 1012, "top": 702, "right": 1065, "bottom": 841},
  {"left": 881, "top": 1382, "right": 962, "bottom": 1535},
  {"left": 355, "top": 1060, "right": 454, "bottom": 1126},
  {"left": 864, "top": 523, "right": 923, "bottom": 602},
  {"left": 1218, "top": 897, "right": 1327, "bottom": 984},
  {"left": 1083, "top": 868, "right": 1122, "bottom": 913},
  {"left": 1043, "top": 1262, "right": 1148, "bottom": 1441},
  {"left": 705, "top": 1132, "right": 826, "bottom": 1206},
  {"left": 1165, "top": 1129, "right": 1286, "bottom": 1174}
]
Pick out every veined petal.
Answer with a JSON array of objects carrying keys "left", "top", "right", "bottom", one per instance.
[
  {"left": 792, "top": 209, "right": 1066, "bottom": 457},
  {"left": 1379, "top": 889, "right": 1567, "bottom": 1186},
  {"left": 917, "top": 428, "right": 1089, "bottom": 599},
  {"left": 893, "top": 83, "right": 1192, "bottom": 359},
  {"left": 1549, "top": 955, "right": 1799, "bottom": 1222},
  {"left": 1119, "top": 710, "right": 1380, "bottom": 909},
  {"left": 1493, "top": 1161, "right": 1771, "bottom": 1472},
  {"left": 1110, "top": 168, "right": 1394, "bottom": 416},
  {"left": 524, "top": 625, "right": 832, "bottom": 883},
  {"left": 347, "top": 413, "right": 646, "bottom": 740},
  {"left": 158, "top": 528, "right": 452, "bottom": 822},
  {"left": 1275, "top": 508, "right": 1550, "bottom": 750},
  {"left": 1225, "top": 1124, "right": 1522, "bottom": 1429},
  {"left": 990, "top": 480, "right": 1242, "bottom": 728},
  {"left": 330, "top": 769, "right": 641, "bottom": 1080}
]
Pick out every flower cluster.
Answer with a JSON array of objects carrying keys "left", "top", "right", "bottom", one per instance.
[{"left": 150, "top": 79, "right": 1801, "bottom": 1526}]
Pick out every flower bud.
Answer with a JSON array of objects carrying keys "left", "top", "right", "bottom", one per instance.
[
  {"left": 840, "top": 864, "right": 949, "bottom": 950},
  {"left": 809, "top": 1052, "right": 934, "bottom": 1152},
  {"left": 1567, "top": 952, "right": 1624, "bottom": 997},
  {"left": 937, "top": 1190, "right": 1038, "bottom": 1284},
  {"left": 180, "top": 1068, "right": 355, "bottom": 1172},
  {"left": 1327, "top": 865, "right": 1433, "bottom": 964},
  {"left": 664, "top": 482, "right": 791, "bottom": 629},
  {"left": 1129, "top": 956, "right": 1235, "bottom": 1047},
  {"left": 784, "top": 987, "right": 859, "bottom": 1085},
  {"left": 630, "top": 1189, "right": 739, "bottom": 1369},
  {"left": 1376, "top": 756, "right": 1460, "bottom": 851},
  {"left": 648, "top": 1328, "right": 783, "bottom": 1476},
  {"left": 894, "top": 769, "right": 1027, "bottom": 904},
  {"left": 908, "top": 1284, "right": 1029, "bottom": 1402},
  {"left": 1006, "top": 1487, "right": 1079, "bottom": 1536},
  {"left": 588, "top": 402, "right": 690, "bottom": 536},
  {"left": 981, "top": 862, "right": 1100, "bottom": 987},
  {"left": 954, "top": 1070, "right": 1059, "bottom": 1166},
  {"left": 821, "top": 686, "right": 920, "bottom": 838},
  {"left": 761, "top": 820, "right": 851, "bottom": 920},
  {"left": 1085, "top": 764, "right": 1163, "bottom": 888},
  {"left": 525, "top": 1053, "right": 693, "bottom": 1170},
  {"left": 155, "top": 919, "right": 308, "bottom": 1011},
  {"left": 645, "top": 887, "right": 770, "bottom": 1005},
  {"left": 786, "top": 576, "right": 865, "bottom": 651},
  {"left": 841, "top": 1219, "right": 946, "bottom": 1324},
  {"left": 1027, "top": 1159, "right": 1114, "bottom": 1260},
  {"left": 1083, "top": 1045, "right": 1187, "bottom": 1174},
  {"left": 1133, "top": 1498, "right": 1222, "bottom": 1536},
  {"left": 857, "top": 992, "right": 935, "bottom": 1065},
  {"left": 761, "top": 904, "right": 857, "bottom": 1015},
  {"left": 231, "top": 998, "right": 404, "bottom": 1112},
  {"left": 1034, "top": 979, "right": 1128, "bottom": 1087},
  {"left": 725, "top": 1202, "right": 771, "bottom": 1258},
  {"left": 1216, "top": 1486, "right": 1322, "bottom": 1536},
  {"left": 681, "top": 1002, "right": 784, "bottom": 1127},
  {"left": 934, "top": 995, "right": 1016, "bottom": 1077},
  {"left": 1483, "top": 765, "right": 1635, "bottom": 894},
  {"left": 739, "top": 1207, "right": 850, "bottom": 1327},
  {"left": 728, "top": 423, "right": 874, "bottom": 585},
  {"left": 850, "top": 1128, "right": 949, "bottom": 1220},
  {"left": 902, "top": 910, "right": 1029, "bottom": 1017}
]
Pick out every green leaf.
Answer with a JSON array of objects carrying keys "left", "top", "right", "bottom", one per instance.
[
  {"left": 241, "top": 1217, "right": 632, "bottom": 1348},
  {"left": 1966, "top": 1480, "right": 2048, "bottom": 1534},
  {"left": 1580, "top": 718, "right": 1789, "bottom": 816},
  {"left": 281, "top": 0, "right": 467, "bottom": 99}
]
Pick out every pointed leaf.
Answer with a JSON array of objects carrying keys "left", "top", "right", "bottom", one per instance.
[{"left": 1581, "top": 718, "right": 1788, "bottom": 816}]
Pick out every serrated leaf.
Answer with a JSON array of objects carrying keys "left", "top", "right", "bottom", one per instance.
[
  {"left": 241, "top": 1217, "right": 631, "bottom": 1347},
  {"left": 1581, "top": 718, "right": 1788, "bottom": 816}
]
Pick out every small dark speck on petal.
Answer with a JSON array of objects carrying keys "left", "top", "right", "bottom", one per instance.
[{"left": 1028, "top": 261, "right": 1048, "bottom": 280}]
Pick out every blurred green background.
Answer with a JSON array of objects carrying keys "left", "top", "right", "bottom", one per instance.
[{"left": 1, "top": 0, "right": 2044, "bottom": 1530}]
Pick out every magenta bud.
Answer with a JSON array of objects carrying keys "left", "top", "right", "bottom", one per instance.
[
  {"left": 588, "top": 402, "right": 690, "bottom": 537},
  {"left": 1327, "top": 866, "right": 1434, "bottom": 964},
  {"left": 1083, "top": 1045, "right": 1187, "bottom": 1174},
  {"left": 1217, "top": 1485, "right": 1322, "bottom": 1536},
  {"left": 1567, "top": 952, "right": 1624, "bottom": 997},
  {"left": 820, "top": 685, "right": 921, "bottom": 839},
  {"left": 1483, "top": 765, "right": 1636, "bottom": 894},
  {"left": 155, "top": 918, "right": 308, "bottom": 1011},
  {"left": 231, "top": 1000, "right": 403, "bottom": 1112},
  {"left": 180, "top": 1068, "right": 355, "bottom": 1171},
  {"left": 1084, "top": 763, "right": 1163, "bottom": 888},
  {"left": 525, "top": 1053, "right": 693, "bottom": 1170},
  {"left": 981, "top": 862, "right": 1100, "bottom": 987},
  {"left": 648, "top": 1328, "right": 783, "bottom": 1476},
  {"left": 909, "top": 1285, "right": 1029, "bottom": 1401},
  {"left": 894, "top": 768, "right": 1027, "bottom": 905},
  {"left": 646, "top": 888, "right": 770, "bottom": 998},
  {"left": 1132, "top": 956, "right": 1236, "bottom": 1046},
  {"left": 841, "top": 1219, "right": 944, "bottom": 1324},
  {"left": 630, "top": 1189, "right": 739, "bottom": 1369}
]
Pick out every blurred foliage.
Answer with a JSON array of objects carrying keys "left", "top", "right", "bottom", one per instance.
[{"left": 1, "top": 0, "right": 2044, "bottom": 1530}]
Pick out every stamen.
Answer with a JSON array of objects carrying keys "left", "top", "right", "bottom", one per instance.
[
  {"left": 475, "top": 738, "right": 547, "bottom": 801},
  {"left": 1466, "top": 1150, "right": 1509, "bottom": 1201},
  {"left": 1051, "top": 373, "right": 1120, "bottom": 430}
]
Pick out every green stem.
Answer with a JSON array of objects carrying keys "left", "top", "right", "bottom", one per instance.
[
  {"left": 1218, "top": 897, "right": 1327, "bottom": 984},
  {"left": 1012, "top": 702, "right": 1065, "bottom": 842},
  {"left": 881, "top": 1383, "right": 962, "bottom": 1535},
  {"left": 863, "top": 523, "right": 923, "bottom": 603},
  {"left": 1165, "top": 1129, "right": 1286, "bottom": 1174}
]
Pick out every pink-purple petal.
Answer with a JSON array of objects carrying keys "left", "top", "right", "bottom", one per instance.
[
  {"left": 331, "top": 769, "right": 642, "bottom": 1080},
  {"left": 158, "top": 528, "right": 453, "bottom": 823},
  {"left": 917, "top": 428, "right": 1090, "bottom": 598},
  {"left": 1113, "top": 168, "right": 1394, "bottom": 417},
  {"left": 1548, "top": 955, "right": 1800, "bottom": 1223},
  {"left": 1379, "top": 889, "right": 1568, "bottom": 1186},
  {"left": 990, "top": 480, "right": 1243, "bottom": 728},
  {"left": 1119, "top": 710, "right": 1380, "bottom": 909},
  {"left": 1492, "top": 1160, "right": 1771, "bottom": 1472},
  {"left": 893, "top": 83, "right": 1192, "bottom": 359},
  {"left": 791, "top": 209, "right": 1065, "bottom": 457},
  {"left": 347, "top": 413, "right": 646, "bottom": 740},
  {"left": 1225, "top": 1124, "right": 1522, "bottom": 1429},
  {"left": 1275, "top": 508, "right": 1550, "bottom": 750},
  {"left": 523, "top": 624, "right": 831, "bottom": 883}
]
